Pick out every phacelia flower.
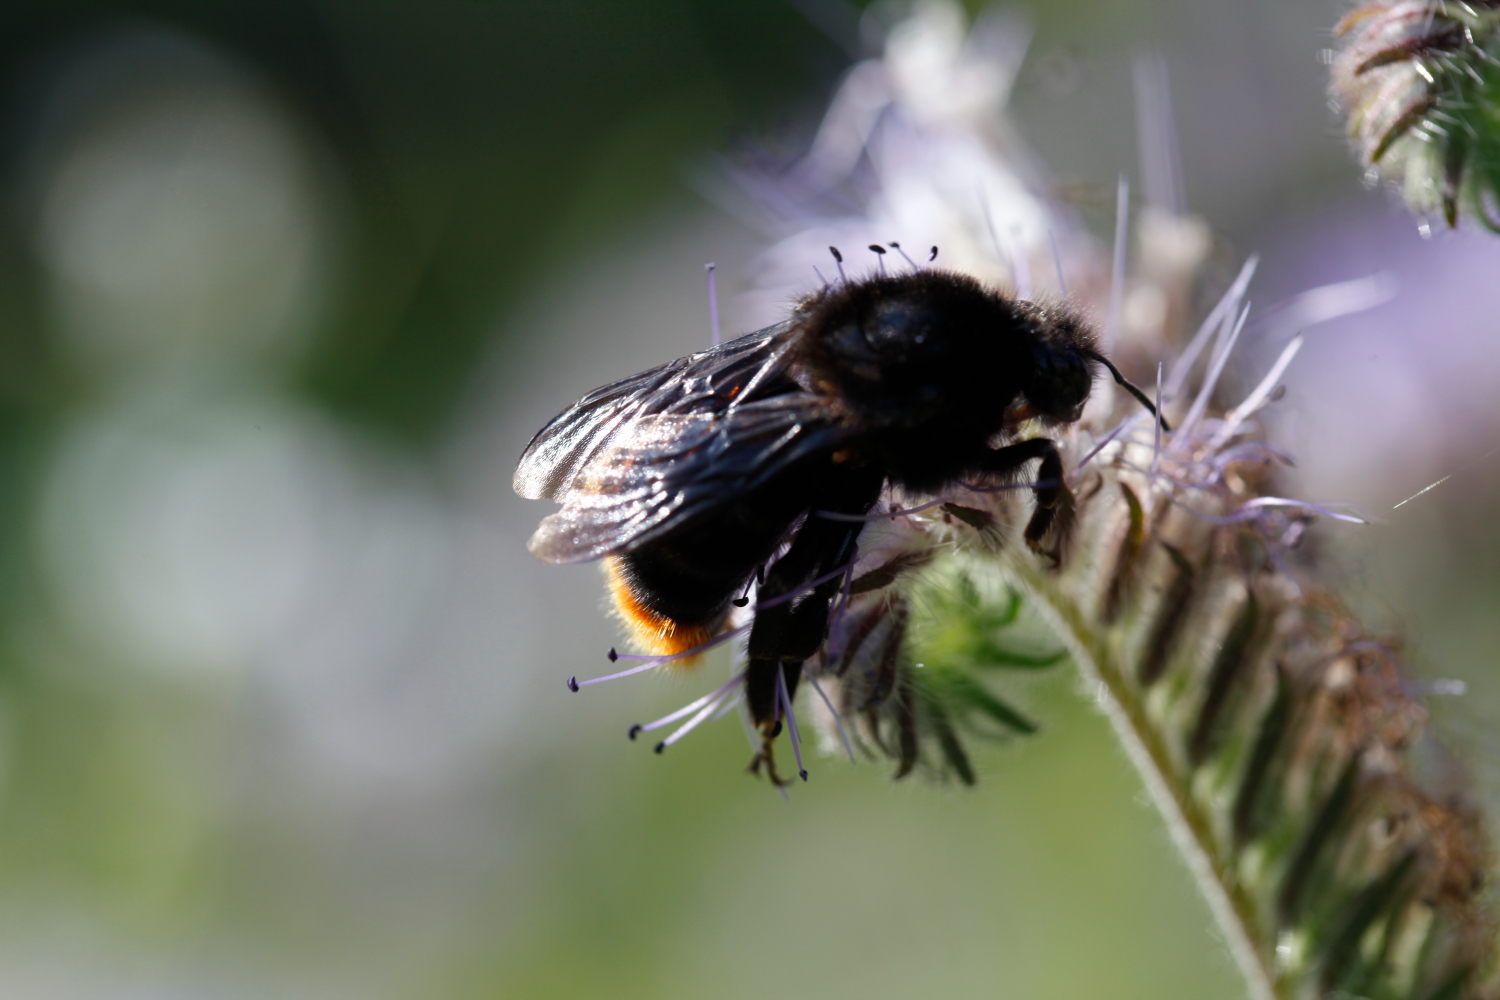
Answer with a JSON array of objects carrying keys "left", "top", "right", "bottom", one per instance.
[{"left": 547, "top": 4, "right": 1500, "bottom": 996}]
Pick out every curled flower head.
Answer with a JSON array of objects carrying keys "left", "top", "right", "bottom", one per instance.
[{"left": 1331, "top": 1, "right": 1500, "bottom": 228}]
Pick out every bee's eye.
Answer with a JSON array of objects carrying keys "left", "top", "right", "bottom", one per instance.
[{"left": 1026, "top": 345, "right": 1092, "bottom": 420}]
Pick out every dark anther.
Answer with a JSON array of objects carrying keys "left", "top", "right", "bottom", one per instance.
[
  {"left": 607, "top": 647, "right": 619, "bottom": 662},
  {"left": 868, "top": 244, "right": 886, "bottom": 255},
  {"left": 829, "top": 246, "right": 843, "bottom": 262},
  {"left": 628, "top": 724, "right": 642, "bottom": 740},
  {"left": 799, "top": 769, "right": 809, "bottom": 781},
  {"left": 769, "top": 720, "right": 783, "bottom": 738},
  {"left": 567, "top": 676, "right": 580, "bottom": 692},
  {"left": 732, "top": 596, "right": 749, "bottom": 607},
  {"left": 928, "top": 246, "right": 939, "bottom": 261},
  {"left": 654, "top": 741, "right": 667, "bottom": 754}
]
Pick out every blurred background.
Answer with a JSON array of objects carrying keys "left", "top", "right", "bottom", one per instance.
[{"left": 0, "top": 1, "right": 1496, "bottom": 998}]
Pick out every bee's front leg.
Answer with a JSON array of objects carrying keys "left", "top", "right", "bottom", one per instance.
[{"left": 976, "top": 437, "right": 1071, "bottom": 563}]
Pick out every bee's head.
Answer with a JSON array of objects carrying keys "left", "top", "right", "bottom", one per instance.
[
  {"left": 1017, "top": 305, "right": 1164, "bottom": 429},
  {"left": 1017, "top": 307, "right": 1096, "bottom": 424}
]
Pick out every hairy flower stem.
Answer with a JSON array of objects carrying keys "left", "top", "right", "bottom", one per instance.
[
  {"left": 1010, "top": 549, "right": 1278, "bottom": 1000},
  {"left": 974, "top": 440, "right": 1497, "bottom": 1000}
]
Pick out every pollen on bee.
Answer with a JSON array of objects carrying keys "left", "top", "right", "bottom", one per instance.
[{"left": 603, "top": 557, "right": 716, "bottom": 663}]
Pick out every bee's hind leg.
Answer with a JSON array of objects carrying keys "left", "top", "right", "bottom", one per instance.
[
  {"left": 747, "top": 719, "right": 791, "bottom": 787},
  {"left": 742, "top": 471, "right": 883, "bottom": 785}
]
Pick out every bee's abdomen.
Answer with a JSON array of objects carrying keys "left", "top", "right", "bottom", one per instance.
[
  {"left": 606, "top": 489, "right": 805, "bottom": 659},
  {"left": 604, "top": 555, "right": 725, "bottom": 658}
]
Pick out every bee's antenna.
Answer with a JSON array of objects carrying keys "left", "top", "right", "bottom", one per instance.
[
  {"left": 888, "top": 241, "right": 919, "bottom": 271},
  {"left": 1087, "top": 351, "right": 1171, "bottom": 431},
  {"left": 829, "top": 245, "right": 847, "bottom": 283},
  {"left": 705, "top": 262, "right": 721, "bottom": 347},
  {"left": 868, "top": 243, "right": 887, "bottom": 276}
]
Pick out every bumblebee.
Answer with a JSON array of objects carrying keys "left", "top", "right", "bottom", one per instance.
[{"left": 515, "top": 269, "right": 1157, "bottom": 782}]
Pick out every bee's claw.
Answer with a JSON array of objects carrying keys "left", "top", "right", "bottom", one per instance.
[{"left": 748, "top": 732, "right": 793, "bottom": 788}]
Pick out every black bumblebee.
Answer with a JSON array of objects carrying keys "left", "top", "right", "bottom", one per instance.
[{"left": 515, "top": 268, "right": 1158, "bottom": 782}]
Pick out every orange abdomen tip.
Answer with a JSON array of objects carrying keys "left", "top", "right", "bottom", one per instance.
[{"left": 603, "top": 557, "right": 717, "bottom": 663}]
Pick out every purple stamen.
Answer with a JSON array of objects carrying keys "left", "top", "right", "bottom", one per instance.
[
  {"left": 711, "top": 690, "right": 744, "bottom": 722},
  {"left": 655, "top": 687, "right": 736, "bottom": 753},
  {"left": 1167, "top": 495, "right": 1368, "bottom": 527},
  {"left": 705, "top": 262, "right": 721, "bottom": 348},
  {"left": 1259, "top": 274, "right": 1393, "bottom": 344},
  {"left": 1213, "top": 333, "right": 1304, "bottom": 447},
  {"left": 1133, "top": 54, "right": 1186, "bottom": 215},
  {"left": 775, "top": 668, "right": 808, "bottom": 781},
  {"left": 632, "top": 669, "right": 746, "bottom": 741},
  {"left": 754, "top": 556, "right": 862, "bottom": 611},
  {"left": 1151, "top": 362, "right": 1164, "bottom": 480},
  {"left": 1074, "top": 413, "right": 1143, "bottom": 471},
  {"left": 1238, "top": 497, "right": 1368, "bottom": 523},
  {"left": 1210, "top": 441, "right": 1293, "bottom": 476},
  {"left": 1255, "top": 518, "right": 1302, "bottom": 599},
  {"left": 889, "top": 241, "right": 919, "bottom": 270},
  {"left": 830, "top": 245, "right": 847, "bottom": 283},
  {"left": 1010, "top": 224, "right": 1032, "bottom": 301},
  {"left": 1103, "top": 175, "right": 1126, "bottom": 350},
  {"left": 805, "top": 670, "right": 855, "bottom": 762},
  {"left": 821, "top": 560, "right": 858, "bottom": 664},
  {"left": 1049, "top": 228, "right": 1068, "bottom": 296},
  {"left": 1164, "top": 255, "right": 1258, "bottom": 399},
  {"left": 569, "top": 659, "right": 659, "bottom": 690},
  {"left": 732, "top": 570, "right": 759, "bottom": 608},
  {"left": 1179, "top": 300, "right": 1250, "bottom": 437},
  {"left": 980, "top": 192, "right": 1028, "bottom": 298},
  {"left": 813, "top": 264, "right": 830, "bottom": 288},
  {"left": 869, "top": 243, "right": 887, "bottom": 276},
  {"left": 573, "top": 624, "right": 752, "bottom": 689},
  {"left": 928, "top": 246, "right": 938, "bottom": 261},
  {"left": 1414, "top": 679, "right": 1468, "bottom": 697}
]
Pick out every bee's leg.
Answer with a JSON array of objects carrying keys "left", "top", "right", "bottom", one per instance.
[
  {"left": 747, "top": 727, "right": 787, "bottom": 787},
  {"left": 744, "top": 472, "right": 883, "bottom": 780},
  {"left": 976, "top": 437, "right": 1068, "bottom": 560}
]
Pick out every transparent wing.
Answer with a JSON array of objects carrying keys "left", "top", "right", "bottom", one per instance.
[
  {"left": 513, "top": 320, "right": 795, "bottom": 500},
  {"left": 514, "top": 320, "right": 854, "bottom": 564}
]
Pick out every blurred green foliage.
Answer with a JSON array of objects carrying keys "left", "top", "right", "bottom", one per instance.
[{"left": 0, "top": 0, "right": 853, "bottom": 443}]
